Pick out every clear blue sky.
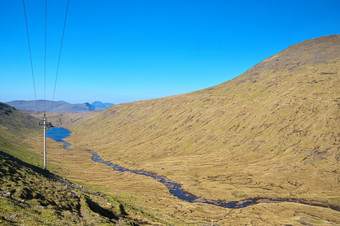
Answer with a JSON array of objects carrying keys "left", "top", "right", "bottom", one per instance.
[{"left": 1, "top": 0, "right": 339, "bottom": 104}]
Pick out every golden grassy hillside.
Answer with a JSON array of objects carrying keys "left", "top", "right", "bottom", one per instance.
[
  {"left": 64, "top": 35, "right": 340, "bottom": 224},
  {"left": 0, "top": 104, "right": 147, "bottom": 224},
  {"left": 0, "top": 150, "right": 146, "bottom": 225}
]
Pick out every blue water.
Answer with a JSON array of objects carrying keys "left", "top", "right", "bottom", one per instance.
[
  {"left": 46, "top": 127, "right": 72, "bottom": 142},
  {"left": 46, "top": 127, "right": 337, "bottom": 211}
]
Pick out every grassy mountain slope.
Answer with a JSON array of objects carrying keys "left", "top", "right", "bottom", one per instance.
[
  {"left": 0, "top": 151, "right": 144, "bottom": 225},
  {"left": 0, "top": 102, "right": 40, "bottom": 136},
  {"left": 0, "top": 104, "right": 145, "bottom": 224},
  {"left": 0, "top": 103, "right": 43, "bottom": 166},
  {"left": 68, "top": 34, "right": 340, "bottom": 214}
]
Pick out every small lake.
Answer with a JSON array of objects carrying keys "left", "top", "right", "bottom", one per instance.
[{"left": 46, "top": 127, "right": 71, "bottom": 142}]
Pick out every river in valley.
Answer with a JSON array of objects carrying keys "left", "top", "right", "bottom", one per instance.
[{"left": 46, "top": 127, "right": 339, "bottom": 211}]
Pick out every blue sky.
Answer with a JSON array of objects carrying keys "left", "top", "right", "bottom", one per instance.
[{"left": 1, "top": 0, "right": 339, "bottom": 104}]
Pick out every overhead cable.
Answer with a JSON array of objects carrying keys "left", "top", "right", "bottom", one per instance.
[
  {"left": 44, "top": 0, "right": 47, "bottom": 114},
  {"left": 51, "top": 0, "right": 70, "bottom": 111},
  {"left": 22, "top": 0, "right": 38, "bottom": 112}
]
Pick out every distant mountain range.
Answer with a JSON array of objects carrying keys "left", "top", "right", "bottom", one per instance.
[
  {"left": 89, "top": 101, "right": 114, "bottom": 110},
  {"left": 5, "top": 100, "right": 114, "bottom": 112}
]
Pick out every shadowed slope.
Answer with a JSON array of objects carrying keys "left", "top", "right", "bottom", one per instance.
[
  {"left": 0, "top": 103, "right": 43, "bottom": 165},
  {"left": 0, "top": 103, "right": 39, "bottom": 134},
  {"left": 69, "top": 35, "right": 340, "bottom": 211},
  {"left": 0, "top": 151, "right": 142, "bottom": 225}
]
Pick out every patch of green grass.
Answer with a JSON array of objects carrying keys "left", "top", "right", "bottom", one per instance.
[{"left": 0, "top": 151, "right": 145, "bottom": 225}]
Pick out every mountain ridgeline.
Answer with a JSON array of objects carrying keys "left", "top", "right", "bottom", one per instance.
[
  {"left": 6, "top": 100, "right": 113, "bottom": 113},
  {"left": 69, "top": 35, "right": 340, "bottom": 209}
]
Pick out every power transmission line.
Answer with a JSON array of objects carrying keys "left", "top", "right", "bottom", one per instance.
[
  {"left": 44, "top": 0, "right": 47, "bottom": 114},
  {"left": 22, "top": 0, "right": 38, "bottom": 112},
  {"left": 23, "top": 0, "right": 47, "bottom": 170},
  {"left": 22, "top": 0, "right": 70, "bottom": 170},
  {"left": 51, "top": 0, "right": 70, "bottom": 112}
]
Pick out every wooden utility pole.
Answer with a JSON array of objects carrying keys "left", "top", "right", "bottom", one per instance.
[
  {"left": 43, "top": 113, "right": 46, "bottom": 170},
  {"left": 40, "top": 113, "right": 48, "bottom": 170}
]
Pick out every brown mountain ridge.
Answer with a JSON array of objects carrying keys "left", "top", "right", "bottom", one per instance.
[{"left": 61, "top": 35, "right": 340, "bottom": 224}]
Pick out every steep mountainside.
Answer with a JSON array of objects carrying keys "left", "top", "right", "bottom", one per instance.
[
  {"left": 68, "top": 35, "right": 340, "bottom": 222},
  {"left": 0, "top": 151, "right": 143, "bottom": 224},
  {"left": 0, "top": 102, "right": 39, "bottom": 135},
  {"left": 0, "top": 103, "right": 142, "bottom": 224},
  {"left": 0, "top": 103, "right": 42, "bottom": 164}
]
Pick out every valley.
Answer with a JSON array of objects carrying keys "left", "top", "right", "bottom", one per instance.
[
  {"left": 1, "top": 35, "right": 340, "bottom": 224},
  {"left": 65, "top": 35, "right": 340, "bottom": 224},
  {"left": 48, "top": 127, "right": 340, "bottom": 211}
]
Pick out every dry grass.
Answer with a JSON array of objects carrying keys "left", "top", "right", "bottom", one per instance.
[
  {"left": 29, "top": 136, "right": 340, "bottom": 225},
  {"left": 3, "top": 35, "right": 339, "bottom": 224},
  {"left": 55, "top": 35, "right": 340, "bottom": 223},
  {"left": 0, "top": 150, "right": 146, "bottom": 225}
]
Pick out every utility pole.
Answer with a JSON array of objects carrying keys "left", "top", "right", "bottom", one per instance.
[
  {"left": 40, "top": 113, "right": 47, "bottom": 170},
  {"left": 43, "top": 113, "right": 46, "bottom": 170}
]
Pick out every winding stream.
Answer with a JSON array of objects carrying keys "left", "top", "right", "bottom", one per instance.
[{"left": 46, "top": 127, "right": 339, "bottom": 211}]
